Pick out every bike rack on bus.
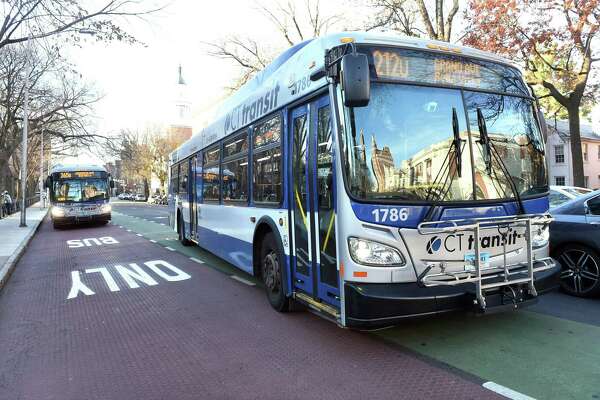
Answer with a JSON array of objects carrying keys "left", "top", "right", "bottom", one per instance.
[{"left": 417, "top": 214, "right": 556, "bottom": 309}]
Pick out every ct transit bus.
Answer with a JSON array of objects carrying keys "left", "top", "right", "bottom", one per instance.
[
  {"left": 45, "top": 164, "right": 114, "bottom": 229},
  {"left": 168, "top": 32, "right": 561, "bottom": 328}
]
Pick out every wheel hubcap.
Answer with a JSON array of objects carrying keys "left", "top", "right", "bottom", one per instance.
[
  {"left": 263, "top": 251, "right": 280, "bottom": 293},
  {"left": 560, "top": 249, "right": 600, "bottom": 294}
]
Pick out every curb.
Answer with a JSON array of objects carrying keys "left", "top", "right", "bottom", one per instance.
[{"left": 0, "top": 209, "right": 49, "bottom": 290}]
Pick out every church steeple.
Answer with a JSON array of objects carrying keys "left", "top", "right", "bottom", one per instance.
[{"left": 177, "top": 64, "right": 185, "bottom": 85}]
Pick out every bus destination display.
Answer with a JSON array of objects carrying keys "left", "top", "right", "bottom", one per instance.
[
  {"left": 372, "top": 49, "right": 483, "bottom": 88},
  {"left": 58, "top": 171, "right": 102, "bottom": 179}
]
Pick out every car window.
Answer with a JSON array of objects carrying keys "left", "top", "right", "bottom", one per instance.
[
  {"left": 549, "top": 191, "right": 570, "bottom": 208},
  {"left": 587, "top": 195, "right": 600, "bottom": 215}
]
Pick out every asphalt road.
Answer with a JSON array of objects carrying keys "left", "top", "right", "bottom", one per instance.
[{"left": 0, "top": 201, "right": 598, "bottom": 400}]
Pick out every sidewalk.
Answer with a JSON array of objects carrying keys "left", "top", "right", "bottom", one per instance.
[{"left": 0, "top": 203, "right": 49, "bottom": 288}]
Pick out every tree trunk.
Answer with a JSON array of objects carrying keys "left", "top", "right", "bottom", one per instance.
[{"left": 567, "top": 106, "right": 585, "bottom": 187}]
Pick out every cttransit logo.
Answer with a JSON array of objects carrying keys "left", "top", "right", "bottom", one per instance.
[{"left": 425, "top": 229, "right": 523, "bottom": 255}]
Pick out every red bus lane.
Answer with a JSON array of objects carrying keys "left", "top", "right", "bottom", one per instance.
[{"left": 0, "top": 218, "right": 501, "bottom": 400}]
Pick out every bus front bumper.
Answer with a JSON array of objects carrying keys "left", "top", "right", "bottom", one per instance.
[
  {"left": 52, "top": 213, "right": 111, "bottom": 226},
  {"left": 344, "top": 262, "right": 561, "bottom": 329}
]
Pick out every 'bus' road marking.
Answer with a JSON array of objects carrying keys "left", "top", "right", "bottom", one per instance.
[
  {"left": 189, "top": 257, "right": 204, "bottom": 264},
  {"left": 165, "top": 246, "right": 175, "bottom": 251},
  {"left": 483, "top": 382, "right": 535, "bottom": 400},
  {"left": 67, "top": 237, "right": 119, "bottom": 248},
  {"left": 230, "top": 275, "right": 256, "bottom": 286},
  {"left": 67, "top": 260, "right": 191, "bottom": 300}
]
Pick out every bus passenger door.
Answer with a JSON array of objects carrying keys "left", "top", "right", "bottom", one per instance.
[
  {"left": 190, "top": 155, "right": 198, "bottom": 239},
  {"left": 290, "top": 96, "right": 339, "bottom": 307}
]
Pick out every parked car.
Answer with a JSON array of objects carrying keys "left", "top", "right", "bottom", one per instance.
[
  {"left": 117, "top": 193, "right": 129, "bottom": 200},
  {"left": 134, "top": 193, "right": 146, "bottom": 202},
  {"left": 550, "top": 190, "right": 600, "bottom": 297},
  {"left": 549, "top": 185, "right": 594, "bottom": 209}
]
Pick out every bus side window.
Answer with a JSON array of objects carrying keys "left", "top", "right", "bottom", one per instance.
[
  {"left": 170, "top": 164, "right": 179, "bottom": 194},
  {"left": 253, "top": 114, "right": 282, "bottom": 204}
]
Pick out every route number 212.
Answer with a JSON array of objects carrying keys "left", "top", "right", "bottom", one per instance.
[{"left": 371, "top": 208, "right": 409, "bottom": 223}]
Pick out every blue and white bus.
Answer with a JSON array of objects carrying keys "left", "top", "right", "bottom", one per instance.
[
  {"left": 168, "top": 32, "right": 560, "bottom": 328},
  {"left": 46, "top": 164, "right": 114, "bottom": 229}
]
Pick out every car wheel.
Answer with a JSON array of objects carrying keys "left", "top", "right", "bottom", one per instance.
[
  {"left": 557, "top": 244, "right": 600, "bottom": 297},
  {"left": 260, "top": 233, "right": 290, "bottom": 312}
]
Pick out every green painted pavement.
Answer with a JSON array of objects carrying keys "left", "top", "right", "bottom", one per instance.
[
  {"left": 376, "top": 311, "right": 600, "bottom": 400},
  {"left": 112, "top": 212, "right": 600, "bottom": 400},
  {"left": 111, "top": 212, "right": 259, "bottom": 281}
]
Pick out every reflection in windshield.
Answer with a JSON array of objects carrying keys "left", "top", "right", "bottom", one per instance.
[
  {"left": 340, "top": 83, "right": 473, "bottom": 202},
  {"left": 465, "top": 91, "right": 547, "bottom": 199},
  {"left": 339, "top": 83, "right": 548, "bottom": 203},
  {"left": 53, "top": 179, "right": 108, "bottom": 202}
]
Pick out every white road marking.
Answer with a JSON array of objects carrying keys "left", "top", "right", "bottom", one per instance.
[
  {"left": 189, "top": 257, "right": 204, "bottom": 264},
  {"left": 483, "top": 382, "right": 535, "bottom": 400},
  {"left": 126, "top": 229, "right": 132, "bottom": 232},
  {"left": 160, "top": 223, "right": 166, "bottom": 226},
  {"left": 230, "top": 275, "right": 256, "bottom": 286},
  {"left": 154, "top": 216, "right": 168, "bottom": 219},
  {"left": 119, "top": 226, "right": 123, "bottom": 228},
  {"left": 165, "top": 246, "right": 176, "bottom": 251},
  {"left": 136, "top": 233, "right": 143, "bottom": 237},
  {"left": 149, "top": 239, "right": 157, "bottom": 243}
]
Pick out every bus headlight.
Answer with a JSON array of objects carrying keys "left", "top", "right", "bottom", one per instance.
[
  {"left": 348, "top": 237, "right": 405, "bottom": 267},
  {"left": 51, "top": 206, "right": 65, "bottom": 217},
  {"left": 532, "top": 225, "right": 549, "bottom": 248},
  {"left": 101, "top": 204, "right": 112, "bottom": 213}
]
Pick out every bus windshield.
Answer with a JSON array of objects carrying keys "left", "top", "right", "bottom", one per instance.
[
  {"left": 339, "top": 82, "right": 547, "bottom": 203},
  {"left": 52, "top": 179, "right": 109, "bottom": 203}
]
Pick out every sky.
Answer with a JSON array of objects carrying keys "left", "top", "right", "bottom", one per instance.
[{"left": 59, "top": 0, "right": 600, "bottom": 165}]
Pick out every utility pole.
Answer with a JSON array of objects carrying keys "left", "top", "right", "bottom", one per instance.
[{"left": 19, "top": 35, "right": 32, "bottom": 228}]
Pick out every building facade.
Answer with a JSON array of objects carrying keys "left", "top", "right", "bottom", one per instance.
[{"left": 545, "top": 120, "right": 600, "bottom": 189}]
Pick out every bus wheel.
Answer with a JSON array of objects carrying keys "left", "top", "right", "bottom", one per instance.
[
  {"left": 178, "top": 215, "right": 192, "bottom": 246},
  {"left": 261, "top": 233, "right": 290, "bottom": 312}
]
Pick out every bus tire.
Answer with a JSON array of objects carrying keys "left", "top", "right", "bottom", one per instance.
[
  {"left": 261, "top": 232, "right": 290, "bottom": 312},
  {"left": 178, "top": 214, "right": 192, "bottom": 246}
]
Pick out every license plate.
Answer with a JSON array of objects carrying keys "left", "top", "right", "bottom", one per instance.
[{"left": 464, "top": 252, "right": 490, "bottom": 272}]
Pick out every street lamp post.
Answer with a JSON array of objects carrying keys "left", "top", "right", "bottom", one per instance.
[
  {"left": 19, "top": 35, "right": 32, "bottom": 228},
  {"left": 40, "top": 127, "right": 45, "bottom": 208}
]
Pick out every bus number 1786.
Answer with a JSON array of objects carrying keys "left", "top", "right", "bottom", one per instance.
[{"left": 371, "top": 208, "right": 409, "bottom": 223}]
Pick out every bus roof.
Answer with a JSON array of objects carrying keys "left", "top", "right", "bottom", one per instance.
[
  {"left": 50, "top": 163, "right": 108, "bottom": 174},
  {"left": 169, "top": 31, "right": 516, "bottom": 164}
]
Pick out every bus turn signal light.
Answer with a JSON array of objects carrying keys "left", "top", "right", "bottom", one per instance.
[{"left": 353, "top": 271, "right": 368, "bottom": 278}]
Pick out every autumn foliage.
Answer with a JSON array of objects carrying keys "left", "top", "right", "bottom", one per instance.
[{"left": 463, "top": 0, "right": 599, "bottom": 186}]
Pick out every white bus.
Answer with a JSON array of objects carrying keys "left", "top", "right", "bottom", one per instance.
[
  {"left": 46, "top": 164, "right": 114, "bottom": 229},
  {"left": 168, "top": 32, "right": 560, "bottom": 328}
]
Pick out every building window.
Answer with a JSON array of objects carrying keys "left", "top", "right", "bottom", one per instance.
[
  {"left": 555, "top": 176, "right": 565, "bottom": 186},
  {"left": 554, "top": 145, "right": 564, "bottom": 164},
  {"left": 583, "top": 143, "right": 588, "bottom": 162},
  {"left": 597, "top": 145, "right": 600, "bottom": 160},
  {"left": 253, "top": 114, "right": 282, "bottom": 204},
  {"left": 584, "top": 176, "right": 589, "bottom": 188}
]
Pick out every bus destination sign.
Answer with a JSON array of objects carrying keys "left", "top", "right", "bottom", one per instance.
[
  {"left": 372, "top": 49, "right": 482, "bottom": 87},
  {"left": 58, "top": 171, "right": 101, "bottom": 179}
]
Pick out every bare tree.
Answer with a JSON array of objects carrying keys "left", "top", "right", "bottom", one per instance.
[
  {"left": 205, "top": 0, "right": 343, "bottom": 91},
  {"left": 365, "top": 0, "right": 460, "bottom": 42},
  {"left": 0, "top": 44, "right": 104, "bottom": 195},
  {"left": 0, "top": 0, "right": 163, "bottom": 50}
]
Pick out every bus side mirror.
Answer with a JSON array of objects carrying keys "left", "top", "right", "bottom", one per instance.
[
  {"left": 340, "top": 53, "right": 370, "bottom": 107},
  {"left": 44, "top": 176, "right": 51, "bottom": 189},
  {"left": 110, "top": 180, "right": 115, "bottom": 189}
]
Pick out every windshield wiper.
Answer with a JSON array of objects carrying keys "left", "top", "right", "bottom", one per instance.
[
  {"left": 452, "top": 107, "right": 462, "bottom": 178},
  {"left": 476, "top": 108, "right": 526, "bottom": 215},
  {"left": 476, "top": 108, "right": 492, "bottom": 175}
]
